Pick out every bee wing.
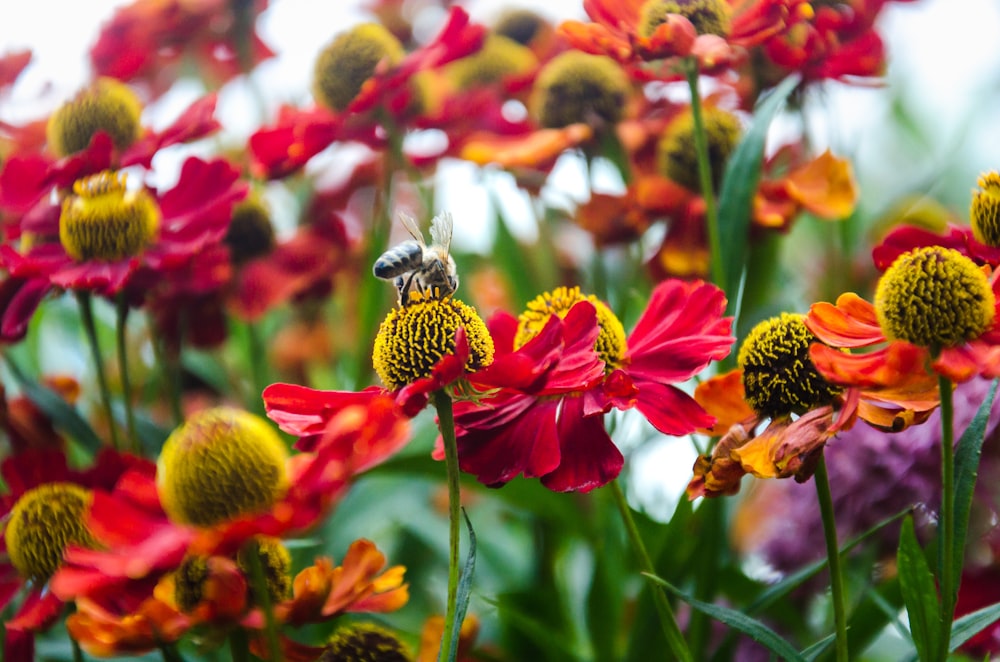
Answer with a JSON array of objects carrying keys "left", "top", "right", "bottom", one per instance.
[
  {"left": 398, "top": 211, "right": 426, "bottom": 247},
  {"left": 430, "top": 212, "right": 454, "bottom": 255}
]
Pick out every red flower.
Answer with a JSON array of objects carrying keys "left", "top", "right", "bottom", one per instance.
[
  {"left": 0, "top": 448, "right": 152, "bottom": 662},
  {"left": 249, "top": 6, "right": 485, "bottom": 179},
  {"left": 90, "top": 0, "right": 275, "bottom": 97},
  {"left": 449, "top": 300, "right": 613, "bottom": 492}
]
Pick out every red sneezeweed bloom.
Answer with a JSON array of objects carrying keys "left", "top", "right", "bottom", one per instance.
[
  {"left": 50, "top": 404, "right": 406, "bottom": 611},
  {"left": 763, "top": 0, "right": 918, "bottom": 81},
  {"left": 0, "top": 447, "right": 153, "bottom": 662},
  {"left": 450, "top": 279, "right": 733, "bottom": 492},
  {"left": 90, "top": 0, "right": 275, "bottom": 97},
  {"left": 558, "top": 0, "right": 800, "bottom": 71},
  {"left": 0, "top": 156, "right": 246, "bottom": 339},
  {"left": 248, "top": 6, "right": 485, "bottom": 179}
]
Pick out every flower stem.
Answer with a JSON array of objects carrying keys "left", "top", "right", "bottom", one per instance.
[
  {"left": 159, "top": 643, "right": 186, "bottom": 662},
  {"left": 609, "top": 479, "right": 692, "bottom": 662},
  {"left": 683, "top": 58, "right": 724, "bottom": 290},
  {"left": 76, "top": 292, "right": 120, "bottom": 450},
  {"left": 115, "top": 294, "right": 138, "bottom": 451},
  {"left": 815, "top": 453, "right": 849, "bottom": 662},
  {"left": 229, "top": 628, "right": 250, "bottom": 662},
  {"left": 245, "top": 320, "right": 268, "bottom": 416},
  {"left": 71, "top": 637, "right": 84, "bottom": 662},
  {"left": 244, "top": 539, "right": 282, "bottom": 662},
  {"left": 938, "top": 374, "right": 956, "bottom": 660},
  {"left": 431, "top": 388, "right": 462, "bottom": 662}
]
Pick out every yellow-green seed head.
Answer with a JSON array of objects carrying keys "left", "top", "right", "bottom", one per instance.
[
  {"left": 638, "top": 0, "right": 732, "bottom": 38},
  {"left": 372, "top": 292, "right": 494, "bottom": 391},
  {"left": 173, "top": 555, "right": 210, "bottom": 613},
  {"left": 225, "top": 196, "right": 275, "bottom": 266},
  {"left": 738, "top": 313, "right": 842, "bottom": 418},
  {"left": 446, "top": 34, "right": 537, "bottom": 91},
  {"left": 5, "top": 483, "right": 99, "bottom": 583},
  {"left": 59, "top": 171, "right": 161, "bottom": 262},
  {"left": 237, "top": 536, "right": 293, "bottom": 605},
  {"left": 156, "top": 407, "right": 289, "bottom": 527},
  {"left": 318, "top": 623, "right": 412, "bottom": 662},
  {"left": 658, "top": 106, "right": 742, "bottom": 193},
  {"left": 971, "top": 171, "right": 1000, "bottom": 247},
  {"left": 47, "top": 77, "right": 143, "bottom": 157},
  {"left": 874, "top": 246, "right": 995, "bottom": 351},
  {"left": 530, "top": 51, "right": 630, "bottom": 129},
  {"left": 313, "top": 23, "right": 405, "bottom": 112},
  {"left": 495, "top": 9, "right": 547, "bottom": 46},
  {"left": 515, "top": 286, "right": 627, "bottom": 371}
]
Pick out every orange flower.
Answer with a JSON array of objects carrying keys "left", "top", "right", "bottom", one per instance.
[
  {"left": 755, "top": 149, "right": 858, "bottom": 229},
  {"left": 66, "top": 594, "right": 190, "bottom": 658},
  {"left": 559, "top": 0, "right": 802, "bottom": 71}
]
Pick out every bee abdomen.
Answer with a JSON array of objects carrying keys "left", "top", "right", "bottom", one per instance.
[{"left": 373, "top": 241, "right": 422, "bottom": 279}]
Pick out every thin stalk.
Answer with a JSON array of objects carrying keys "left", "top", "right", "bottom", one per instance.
[
  {"left": 683, "top": 58, "right": 724, "bottom": 290},
  {"left": 158, "top": 643, "right": 186, "bottom": 662},
  {"left": 229, "top": 627, "right": 250, "bottom": 662},
  {"left": 245, "top": 539, "right": 282, "bottom": 662},
  {"left": 609, "top": 479, "right": 692, "bottom": 662},
  {"left": 245, "top": 320, "right": 268, "bottom": 415},
  {"left": 815, "top": 453, "right": 849, "bottom": 662},
  {"left": 72, "top": 637, "right": 85, "bottom": 662},
  {"left": 431, "top": 389, "right": 462, "bottom": 662},
  {"left": 115, "top": 295, "right": 138, "bottom": 451},
  {"left": 76, "top": 292, "right": 120, "bottom": 450},
  {"left": 938, "top": 375, "right": 956, "bottom": 660}
]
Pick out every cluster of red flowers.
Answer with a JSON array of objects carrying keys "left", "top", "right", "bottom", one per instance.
[{"left": 4, "top": 0, "right": 996, "bottom": 660}]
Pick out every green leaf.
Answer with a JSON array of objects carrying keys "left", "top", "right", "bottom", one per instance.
[
  {"left": 644, "top": 573, "right": 806, "bottom": 662},
  {"left": 3, "top": 353, "right": 103, "bottom": 454},
  {"left": 716, "top": 73, "right": 800, "bottom": 315},
  {"left": 897, "top": 515, "right": 941, "bottom": 661},
  {"left": 800, "top": 633, "right": 836, "bottom": 661},
  {"left": 950, "top": 379, "right": 998, "bottom": 606},
  {"left": 950, "top": 600, "right": 1000, "bottom": 652},
  {"left": 443, "top": 508, "right": 477, "bottom": 662}
]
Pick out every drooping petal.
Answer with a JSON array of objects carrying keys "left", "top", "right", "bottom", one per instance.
[
  {"left": 540, "top": 396, "right": 623, "bottom": 492},
  {"left": 805, "top": 292, "right": 885, "bottom": 347},
  {"left": 633, "top": 379, "right": 716, "bottom": 436}
]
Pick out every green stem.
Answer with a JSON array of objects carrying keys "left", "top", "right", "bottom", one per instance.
[
  {"left": 938, "top": 375, "right": 956, "bottom": 660},
  {"left": 245, "top": 320, "right": 268, "bottom": 415},
  {"left": 229, "top": 627, "right": 250, "bottom": 662},
  {"left": 431, "top": 389, "right": 462, "bottom": 662},
  {"left": 72, "top": 637, "right": 85, "bottom": 662},
  {"left": 244, "top": 539, "right": 282, "bottom": 662},
  {"left": 815, "top": 453, "right": 849, "bottom": 662},
  {"left": 159, "top": 643, "right": 186, "bottom": 662},
  {"left": 683, "top": 58, "right": 724, "bottom": 290},
  {"left": 76, "top": 292, "right": 120, "bottom": 450},
  {"left": 609, "top": 479, "right": 692, "bottom": 662},
  {"left": 115, "top": 295, "right": 138, "bottom": 451}
]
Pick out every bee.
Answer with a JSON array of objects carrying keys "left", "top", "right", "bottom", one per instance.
[{"left": 373, "top": 212, "right": 459, "bottom": 305}]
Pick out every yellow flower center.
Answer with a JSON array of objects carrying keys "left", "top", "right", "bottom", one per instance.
[
  {"left": 320, "top": 623, "right": 411, "bottom": 662},
  {"left": 5, "top": 483, "right": 98, "bottom": 583},
  {"left": 495, "top": 9, "right": 547, "bottom": 45},
  {"left": 372, "top": 292, "right": 494, "bottom": 391},
  {"left": 658, "top": 106, "right": 742, "bottom": 194},
  {"left": 446, "top": 34, "right": 537, "bottom": 91},
  {"left": 237, "top": 536, "right": 292, "bottom": 605},
  {"left": 515, "top": 286, "right": 627, "bottom": 371},
  {"left": 59, "top": 171, "right": 161, "bottom": 262},
  {"left": 46, "top": 77, "right": 143, "bottom": 157},
  {"left": 738, "top": 313, "right": 842, "bottom": 418},
  {"left": 156, "top": 407, "right": 290, "bottom": 527},
  {"left": 971, "top": 171, "right": 1000, "bottom": 247},
  {"left": 875, "top": 246, "right": 995, "bottom": 351},
  {"left": 225, "top": 196, "right": 275, "bottom": 266},
  {"left": 312, "top": 23, "right": 405, "bottom": 112},
  {"left": 173, "top": 555, "right": 210, "bottom": 613},
  {"left": 638, "top": 0, "right": 732, "bottom": 38},
  {"left": 530, "top": 51, "right": 630, "bottom": 129}
]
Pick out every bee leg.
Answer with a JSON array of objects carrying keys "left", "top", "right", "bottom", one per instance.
[{"left": 399, "top": 272, "right": 417, "bottom": 304}]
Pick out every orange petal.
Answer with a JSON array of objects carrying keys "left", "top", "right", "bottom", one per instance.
[
  {"left": 694, "top": 369, "right": 753, "bottom": 435},
  {"left": 805, "top": 293, "right": 884, "bottom": 347},
  {"left": 783, "top": 150, "right": 858, "bottom": 220},
  {"left": 460, "top": 125, "right": 592, "bottom": 169}
]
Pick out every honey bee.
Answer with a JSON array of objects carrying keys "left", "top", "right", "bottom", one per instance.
[{"left": 373, "top": 212, "right": 458, "bottom": 305}]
